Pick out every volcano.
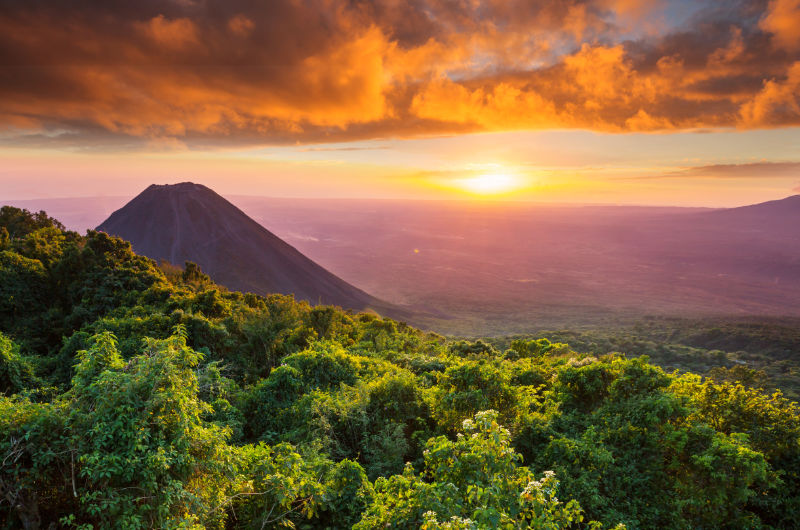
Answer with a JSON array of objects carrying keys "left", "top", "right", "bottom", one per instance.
[{"left": 97, "top": 182, "right": 400, "bottom": 315}]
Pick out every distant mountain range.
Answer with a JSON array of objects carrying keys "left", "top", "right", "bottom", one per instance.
[
  {"left": 700, "top": 195, "right": 800, "bottom": 238},
  {"left": 96, "top": 182, "right": 404, "bottom": 317}
]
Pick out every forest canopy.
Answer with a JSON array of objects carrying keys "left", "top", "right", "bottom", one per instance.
[{"left": 1, "top": 205, "right": 799, "bottom": 529}]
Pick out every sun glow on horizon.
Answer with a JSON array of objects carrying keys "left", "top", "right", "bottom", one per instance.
[{"left": 456, "top": 172, "right": 522, "bottom": 195}]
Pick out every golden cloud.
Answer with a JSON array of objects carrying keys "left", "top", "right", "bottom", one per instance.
[
  {"left": 740, "top": 62, "right": 800, "bottom": 126},
  {"left": 139, "top": 15, "right": 199, "bottom": 50},
  {"left": 760, "top": 0, "right": 800, "bottom": 51},
  {"left": 0, "top": 0, "right": 798, "bottom": 148}
]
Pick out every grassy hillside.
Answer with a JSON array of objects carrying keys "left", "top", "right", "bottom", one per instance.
[{"left": 1, "top": 205, "right": 799, "bottom": 529}]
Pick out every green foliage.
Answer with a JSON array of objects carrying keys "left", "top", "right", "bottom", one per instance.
[
  {"left": 507, "top": 337, "right": 569, "bottom": 360},
  {"left": 0, "top": 396, "right": 73, "bottom": 528},
  {"left": 67, "top": 327, "right": 234, "bottom": 528},
  {"left": 0, "top": 227, "right": 9, "bottom": 250},
  {"left": 357, "top": 410, "right": 617, "bottom": 529},
  {"left": 672, "top": 375, "right": 800, "bottom": 527},
  {"left": 11, "top": 227, "right": 67, "bottom": 269},
  {"left": 0, "top": 206, "right": 65, "bottom": 239},
  {"left": 520, "top": 357, "right": 773, "bottom": 529},
  {"left": 449, "top": 339, "right": 499, "bottom": 358},
  {"left": 229, "top": 444, "right": 372, "bottom": 529},
  {"left": 231, "top": 298, "right": 316, "bottom": 381},
  {"left": 0, "top": 251, "right": 48, "bottom": 332},
  {"left": 230, "top": 442, "right": 327, "bottom": 527},
  {"left": 305, "top": 371, "right": 433, "bottom": 479},
  {"left": 433, "top": 360, "right": 518, "bottom": 432},
  {"left": 181, "top": 261, "right": 213, "bottom": 287},
  {"left": 0, "top": 332, "right": 37, "bottom": 395},
  {"left": 1, "top": 209, "right": 799, "bottom": 529},
  {"left": 500, "top": 316, "right": 800, "bottom": 401},
  {"left": 70, "top": 332, "right": 125, "bottom": 389},
  {"left": 283, "top": 341, "right": 362, "bottom": 390},
  {"left": 707, "top": 364, "right": 770, "bottom": 389}
]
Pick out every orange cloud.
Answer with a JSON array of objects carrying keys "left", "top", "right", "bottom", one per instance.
[
  {"left": 227, "top": 14, "right": 254, "bottom": 38},
  {"left": 0, "top": 0, "right": 799, "bottom": 148},
  {"left": 740, "top": 62, "right": 800, "bottom": 126},
  {"left": 410, "top": 41, "right": 737, "bottom": 132},
  {"left": 139, "top": 15, "right": 199, "bottom": 50},
  {"left": 760, "top": 0, "right": 800, "bottom": 51},
  {"left": 411, "top": 79, "right": 561, "bottom": 129}
]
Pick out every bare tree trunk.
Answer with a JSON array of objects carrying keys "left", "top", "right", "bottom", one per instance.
[{"left": 14, "top": 492, "right": 41, "bottom": 530}]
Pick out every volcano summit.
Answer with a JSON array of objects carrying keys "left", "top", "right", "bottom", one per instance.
[{"left": 97, "top": 182, "right": 395, "bottom": 314}]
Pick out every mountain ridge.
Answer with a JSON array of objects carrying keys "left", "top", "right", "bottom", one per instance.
[{"left": 704, "top": 194, "right": 800, "bottom": 216}]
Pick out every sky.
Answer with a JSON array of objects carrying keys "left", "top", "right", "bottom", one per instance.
[{"left": 1, "top": 0, "right": 800, "bottom": 206}]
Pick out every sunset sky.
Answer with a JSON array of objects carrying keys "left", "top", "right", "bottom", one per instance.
[{"left": 2, "top": 0, "right": 800, "bottom": 205}]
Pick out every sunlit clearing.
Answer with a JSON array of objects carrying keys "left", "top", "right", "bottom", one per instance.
[{"left": 457, "top": 172, "right": 521, "bottom": 195}]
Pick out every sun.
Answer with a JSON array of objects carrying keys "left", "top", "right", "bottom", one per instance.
[{"left": 457, "top": 172, "right": 521, "bottom": 195}]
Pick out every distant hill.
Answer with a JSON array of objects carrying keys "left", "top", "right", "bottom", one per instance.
[
  {"left": 708, "top": 194, "right": 800, "bottom": 219},
  {"left": 699, "top": 195, "right": 800, "bottom": 238},
  {"left": 97, "top": 182, "right": 404, "bottom": 316}
]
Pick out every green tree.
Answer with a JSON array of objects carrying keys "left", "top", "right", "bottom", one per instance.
[
  {"left": 673, "top": 375, "right": 800, "bottom": 527},
  {"left": 356, "top": 410, "right": 618, "bottom": 529},
  {"left": 67, "top": 328, "right": 234, "bottom": 528},
  {"left": 0, "top": 251, "right": 48, "bottom": 339},
  {"left": 11, "top": 227, "right": 67, "bottom": 269},
  {"left": 0, "top": 227, "right": 9, "bottom": 250},
  {"left": 0, "top": 332, "right": 37, "bottom": 395},
  {"left": 0, "top": 397, "right": 72, "bottom": 528},
  {"left": 432, "top": 360, "right": 517, "bottom": 432},
  {"left": 0, "top": 206, "right": 64, "bottom": 239}
]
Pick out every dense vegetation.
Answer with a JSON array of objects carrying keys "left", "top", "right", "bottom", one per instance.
[
  {"left": 491, "top": 318, "right": 800, "bottom": 402},
  {"left": 1, "top": 205, "right": 799, "bottom": 529}
]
